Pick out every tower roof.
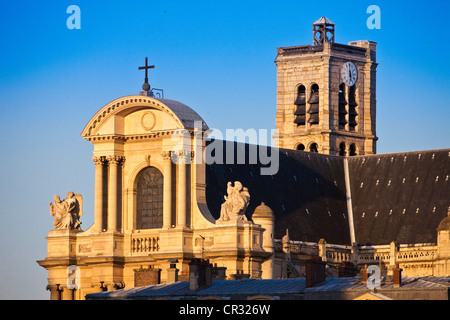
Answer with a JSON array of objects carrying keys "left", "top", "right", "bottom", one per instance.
[
  {"left": 313, "top": 16, "right": 335, "bottom": 26},
  {"left": 437, "top": 211, "right": 450, "bottom": 231},
  {"left": 252, "top": 202, "right": 274, "bottom": 220}
]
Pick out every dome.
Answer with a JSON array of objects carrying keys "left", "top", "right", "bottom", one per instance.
[
  {"left": 252, "top": 202, "right": 274, "bottom": 220},
  {"left": 437, "top": 211, "right": 450, "bottom": 231}
]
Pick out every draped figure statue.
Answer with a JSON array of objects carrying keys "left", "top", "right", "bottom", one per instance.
[
  {"left": 49, "top": 192, "right": 83, "bottom": 230},
  {"left": 218, "top": 181, "right": 250, "bottom": 222}
]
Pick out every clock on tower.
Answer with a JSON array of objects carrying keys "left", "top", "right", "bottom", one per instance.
[{"left": 341, "top": 62, "right": 358, "bottom": 87}]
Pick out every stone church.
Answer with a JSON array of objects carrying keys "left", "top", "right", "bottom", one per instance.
[{"left": 37, "top": 17, "right": 450, "bottom": 300}]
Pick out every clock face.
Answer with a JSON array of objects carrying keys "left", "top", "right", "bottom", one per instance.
[{"left": 341, "top": 62, "right": 358, "bottom": 87}]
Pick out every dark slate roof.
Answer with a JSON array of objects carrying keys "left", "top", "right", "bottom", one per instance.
[
  {"left": 205, "top": 141, "right": 350, "bottom": 245},
  {"left": 305, "top": 276, "right": 450, "bottom": 292},
  {"left": 348, "top": 149, "right": 450, "bottom": 245},
  {"left": 86, "top": 278, "right": 306, "bottom": 300},
  {"left": 85, "top": 276, "right": 450, "bottom": 300},
  {"left": 204, "top": 141, "right": 450, "bottom": 246}
]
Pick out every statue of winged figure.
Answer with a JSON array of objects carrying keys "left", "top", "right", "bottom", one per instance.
[
  {"left": 49, "top": 192, "right": 83, "bottom": 230},
  {"left": 218, "top": 181, "right": 250, "bottom": 222}
]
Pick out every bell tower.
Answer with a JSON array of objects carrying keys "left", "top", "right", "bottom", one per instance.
[{"left": 275, "top": 17, "right": 378, "bottom": 156}]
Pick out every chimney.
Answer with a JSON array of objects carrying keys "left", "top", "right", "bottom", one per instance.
[
  {"left": 211, "top": 263, "right": 227, "bottom": 281},
  {"left": 167, "top": 263, "right": 179, "bottom": 283},
  {"left": 361, "top": 264, "right": 368, "bottom": 284},
  {"left": 134, "top": 265, "right": 161, "bottom": 287},
  {"left": 393, "top": 264, "right": 402, "bottom": 287},
  {"left": 305, "top": 256, "right": 326, "bottom": 288},
  {"left": 189, "top": 259, "right": 212, "bottom": 291},
  {"left": 337, "top": 261, "right": 358, "bottom": 277},
  {"left": 229, "top": 270, "right": 250, "bottom": 280}
]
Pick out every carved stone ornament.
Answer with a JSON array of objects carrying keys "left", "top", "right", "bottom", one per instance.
[
  {"left": 106, "top": 155, "right": 125, "bottom": 165},
  {"left": 217, "top": 181, "right": 250, "bottom": 222},
  {"left": 49, "top": 192, "right": 83, "bottom": 231},
  {"left": 141, "top": 111, "right": 156, "bottom": 131}
]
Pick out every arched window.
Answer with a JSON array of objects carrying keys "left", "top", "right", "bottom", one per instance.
[
  {"left": 296, "top": 143, "right": 305, "bottom": 151},
  {"left": 349, "top": 143, "right": 357, "bottom": 156},
  {"left": 310, "top": 143, "right": 318, "bottom": 153},
  {"left": 338, "top": 83, "right": 347, "bottom": 130},
  {"left": 294, "top": 85, "right": 306, "bottom": 126},
  {"left": 308, "top": 84, "right": 319, "bottom": 125},
  {"left": 339, "top": 142, "right": 346, "bottom": 156},
  {"left": 348, "top": 85, "right": 358, "bottom": 131},
  {"left": 136, "top": 166, "right": 164, "bottom": 229}
]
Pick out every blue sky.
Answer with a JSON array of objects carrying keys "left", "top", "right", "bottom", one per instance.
[{"left": 0, "top": 0, "right": 449, "bottom": 299}]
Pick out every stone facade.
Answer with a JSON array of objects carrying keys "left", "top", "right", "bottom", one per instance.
[
  {"left": 37, "top": 18, "right": 449, "bottom": 300},
  {"left": 37, "top": 95, "right": 274, "bottom": 300},
  {"left": 275, "top": 18, "right": 377, "bottom": 155}
]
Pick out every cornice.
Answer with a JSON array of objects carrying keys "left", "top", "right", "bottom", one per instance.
[{"left": 85, "top": 129, "right": 197, "bottom": 143}]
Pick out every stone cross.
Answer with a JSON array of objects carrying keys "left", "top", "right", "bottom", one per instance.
[{"left": 138, "top": 57, "right": 155, "bottom": 91}]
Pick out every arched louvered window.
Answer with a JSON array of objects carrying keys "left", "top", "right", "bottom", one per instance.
[
  {"left": 296, "top": 143, "right": 305, "bottom": 151},
  {"left": 136, "top": 166, "right": 164, "bottom": 229},
  {"left": 310, "top": 143, "right": 318, "bottom": 153},
  {"left": 349, "top": 143, "right": 357, "bottom": 156},
  {"left": 339, "top": 142, "right": 346, "bottom": 156},
  {"left": 339, "top": 83, "right": 348, "bottom": 130},
  {"left": 348, "top": 85, "right": 358, "bottom": 131},
  {"left": 308, "top": 84, "right": 319, "bottom": 125},
  {"left": 294, "top": 85, "right": 306, "bottom": 126}
]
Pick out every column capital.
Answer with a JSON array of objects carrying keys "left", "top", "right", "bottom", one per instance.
[
  {"left": 175, "top": 150, "right": 194, "bottom": 164},
  {"left": 92, "top": 156, "right": 106, "bottom": 165},
  {"left": 106, "top": 155, "right": 125, "bottom": 165},
  {"left": 161, "top": 151, "right": 174, "bottom": 160}
]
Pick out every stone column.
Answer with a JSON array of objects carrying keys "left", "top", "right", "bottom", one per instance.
[
  {"left": 47, "top": 284, "right": 62, "bottom": 300},
  {"left": 107, "top": 155, "right": 121, "bottom": 232},
  {"left": 162, "top": 151, "right": 173, "bottom": 228},
  {"left": 177, "top": 151, "right": 188, "bottom": 228},
  {"left": 92, "top": 156, "right": 105, "bottom": 232}
]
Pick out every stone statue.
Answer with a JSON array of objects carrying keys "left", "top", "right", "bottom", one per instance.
[
  {"left": 218, "top": 181, "right": 250, "bottom": 222},
  {"left": 49, "top": 192, "right": 83, "bottom": 230}
]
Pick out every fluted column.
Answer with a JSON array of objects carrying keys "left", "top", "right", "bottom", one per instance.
[
  {"left": 106, "top": 155, "right": 123, "bottom": 232},
  {"left": 92, "top": 156, "right": 105, "bottom": 232},
  {"left": 162, "top": 151, "right": 173, "bottom": 228}
]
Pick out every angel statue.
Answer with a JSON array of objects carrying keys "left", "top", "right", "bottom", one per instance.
[
  {"left": 218, "top": 181, "right": 250, "bottom": 222},
  {"left": 49, "top": 192, "right": 83, "bottom": 231}
]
